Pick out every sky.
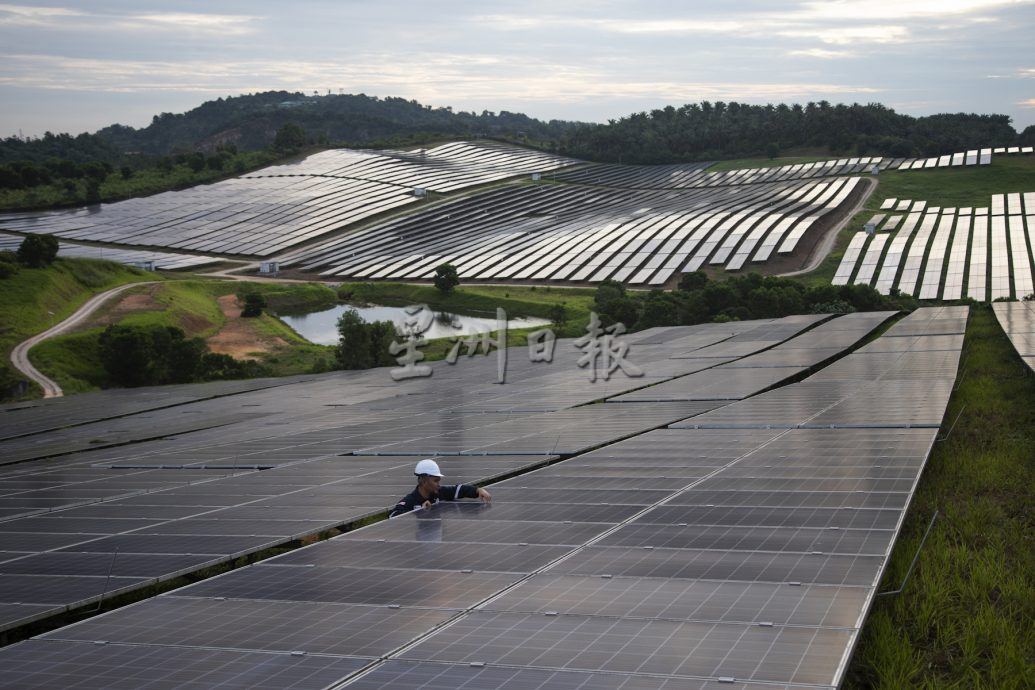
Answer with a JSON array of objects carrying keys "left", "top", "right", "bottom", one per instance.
[{"left": 1, "top": 0, "right": 1034, "bottom": 138}]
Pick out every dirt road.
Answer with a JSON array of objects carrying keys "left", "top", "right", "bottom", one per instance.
[{"left": 9, "top": 282, "right": 155, "bottom": 398}]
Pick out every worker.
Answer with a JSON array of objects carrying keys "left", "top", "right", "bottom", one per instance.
[{"left": 389, "top": 459, "right": 491, "bottom": 518}]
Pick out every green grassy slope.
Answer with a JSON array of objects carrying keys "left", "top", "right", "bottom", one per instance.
[
  {"left": 0, "top": 258, "right": 153, "bottom": 399},
  {"left": 28, "top": 279, "right": 341, "bottom": 395}
]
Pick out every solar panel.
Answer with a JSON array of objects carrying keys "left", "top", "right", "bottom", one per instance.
[
  {"left": 342, "top": 661, "right": 816, "bottom": 690},
  {"left": 43, "top": 596, "right": 451, "bottom": 658},
  {"left": 177, "top": 564, "right": 520, "bottom": 608},
  {"left": 0, "top": 639, "right": 369, "bottom": 690},
  {"left": 397, "top": 610, "right": 852, "bottom": 686},
  {"left": 268, "top": 540, "right": 572, "bottom": 573}
]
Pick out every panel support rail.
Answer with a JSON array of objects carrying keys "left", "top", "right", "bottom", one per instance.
[{"left": 876, "top": 510, "right": 939, "bottom": 597}]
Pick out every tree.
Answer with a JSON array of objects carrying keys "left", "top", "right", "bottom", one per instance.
[
  {"left": 16, "top": 233, "right": 59, "bottom": 268},
  {"left": 548, "top": 303, "right": 568, "bottom": 326},
  {"left": 98, "top": 325, "right": 162, "bottom": 387},
  {"left": 335, "top": 308, "right": 373, "bottom": 370},
  {"left": 273, "top": 123, "right": 307, "bottom": 153},
  {"left": 678, "top": 271, "right": 708, "bottom": 292},
  {"left": 335, "top": 308, "right": 397, "bottom": 369},
  {"left": 85, "top": 179, "right": 102, "bottom": 204},
  {"left": 241, "top": 292, "right": 266, "bottom": 317},
  {"left": 766, "top": 142, "right": 780, "bottom": 160},
  {"left": 433, "top": 263, "right": 460, "bottom": 294},
  {"left": 0, "top": 250, "right": 19, "bottom": 279},
  {"left": 593, "top": 279, "right": 640, "bottom": 329},
  {"left": 98, "top": 324, "right": 208, "bottom": 387}
]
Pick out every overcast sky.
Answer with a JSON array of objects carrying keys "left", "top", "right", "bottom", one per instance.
[{"left": 2, "top": 0, "right": 1034, "bottom": 138}]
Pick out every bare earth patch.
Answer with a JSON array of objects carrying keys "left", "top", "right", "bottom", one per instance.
[
  {"left": 206, "top": 294, "right": 288, "bottom": 360},
  {"left": 96, "top": 286, "right": 164, "bottom": 325}
]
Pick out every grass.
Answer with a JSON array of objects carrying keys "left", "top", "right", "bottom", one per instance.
[
  {"left": 338, "top": 282, "right": 595, "bottom": 320},
  {"left": 17, "top": 274, "right": 341, "bottom": 395},
  {"left": 844, "top": 305, "right": 1035, "bottom": 689},
  {"left": 332, "top": 282, "right": 601, "bottom": 363},
  {"left": 0, "top": 258, "right": 153, "bottom": 399},
  {"left": 116, "top": 281, "right": 226, "bottom": 336},
  {"left": 870, "top": 155, "right": 1035, "bottom": 209}
]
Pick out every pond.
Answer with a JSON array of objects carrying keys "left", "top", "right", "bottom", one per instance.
[{"left": 279, "top": 303, "right": 553, "bottom": 346}]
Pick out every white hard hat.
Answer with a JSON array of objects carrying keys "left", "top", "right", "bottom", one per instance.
[{"left": 414, "top": 459, "right": 443, "bottom": 477}]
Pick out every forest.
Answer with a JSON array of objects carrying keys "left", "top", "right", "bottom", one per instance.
[
  {"left": 2, "top": 93, "right": 1034, "bottom": 211},
  {"left": 561, "top": 101, "right": 1034, "bottom": 163}
]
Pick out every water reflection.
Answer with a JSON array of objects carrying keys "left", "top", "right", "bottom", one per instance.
[{"left": 280, "top": 304, "right": 552, "bottom": 346}]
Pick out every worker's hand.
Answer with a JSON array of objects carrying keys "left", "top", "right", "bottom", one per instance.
[
  {"left": 477, "top": 487, "right": 492, "bottom": 502},
  {"left": 421, "top": 499, "right": 432, "bottom": 510}
]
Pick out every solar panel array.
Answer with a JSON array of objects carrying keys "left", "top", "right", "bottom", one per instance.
[
  {"left": 0, "top": 231, "right": 216, "bottom": 270},
  {"left": 0, "top": 307, "right": 967, "bottom": 689},
  {"left": 888, "top": 145, "right": 1033, "bottom": 170},
  {"left": 555, "top": 157, "right": 883, "bottom": 188},
  {"left": 278, "top": 177, "right": 864, "bottom": 284},
  {"left": 0, "top": 142, "right": 575, "bottom": 258},
  {"left": 834, "top": 193, "right": 1035, "bottom": 300},
  {"left": 993, "top": 300, "right": 1035, "bottom": 372},
  {"left": 0, "top": 314, "right": 829, "bottom": 632}
]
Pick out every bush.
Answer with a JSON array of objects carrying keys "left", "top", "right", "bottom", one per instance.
[
  {"left": 241, "top": 292, "right": 266, "bottom": 317},
  {"left": 17, "top": 233, "right": 59, "bottom": 268},
  {"left": 96, "top": 324, "right": 266, "bottom": 387},
  {"left": 433, "top": 263, "right": 460, "bottom": 294},
  {"left": 0, "top": 250, "right": 19, "bottom": 279},
  {"left": 335, "top": 309, "right": 398, "bottom": 370}
]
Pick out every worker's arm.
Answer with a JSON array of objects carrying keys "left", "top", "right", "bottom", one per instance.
[
  {"left": 440, "top": 484, "right": 491, "bottom": 502},
  {"left": 388, "top": 489, "right": 423, "bottom": 518}
]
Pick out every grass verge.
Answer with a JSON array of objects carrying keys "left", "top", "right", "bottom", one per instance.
[
  {"left": 338, "top": 282, "right": 595, "bottom": 321},
  {"left": 844, "top": 305, "right": 1035, "bottom": 689}
]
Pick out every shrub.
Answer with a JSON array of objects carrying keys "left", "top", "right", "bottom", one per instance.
[
  {"left": 433, "top": 263, "right": 460, "bottom": 294},
  {"left": 17, "top": 233, "right": 59, "bottom": 268}
]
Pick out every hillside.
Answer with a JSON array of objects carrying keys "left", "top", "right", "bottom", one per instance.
[
  {"left": 96, "top": 92, "right": 579, "bottom": 156},
  {"left": 563, "top": 102, "right": 1033, "bottom": 164}
]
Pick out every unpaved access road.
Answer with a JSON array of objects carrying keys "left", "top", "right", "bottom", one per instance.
[{"left": 10, "top": 281, "right": 156, "bottom": 398}]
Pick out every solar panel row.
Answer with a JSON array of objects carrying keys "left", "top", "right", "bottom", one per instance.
[
  {"left": 992, "top": 301, "right": 1035, "bottom": 373},
  {"left": 0, "top": 232, "right": 214, "bottom": 270},
  {"left": 555, "top": 156, "right": 883, "bottom": 189}
]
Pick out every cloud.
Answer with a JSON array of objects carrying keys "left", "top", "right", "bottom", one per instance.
[
  {"left": 477, "top": 15, "right": 749, "bottom": 34},
  {"left": 1021, "top": 98, "right": 1035, "bottom": 107},
  {"left": 1020, "top": 68, "right": 1035, "bottom": 77},
  {"left": 789, "top": 48, "right": 856, "bottom": 59},
  {"left": 0, "top": 4, "right": 261, "bottom": 36},
  {"left": 796, "top": 0, "right": 1031, "bottom": 21},
  {"left": 0, "top": 53, "right": 880, "bottom": 107},
  {"left": 0, "top": 3, "right": 84, "bottom": 25},
  {"left": 476, "top": 2, "right": 1031, "bottom": 47},
  {"left": 777, "top": 25, "right": 911, "bottom": 45},
  {"left": 122, "top": 13, "right": 262, "bottom": 36}
]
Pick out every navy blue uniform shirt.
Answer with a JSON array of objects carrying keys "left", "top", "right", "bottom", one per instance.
[{"left": 389, "top": 483, "right": 480, "bottom": 518}]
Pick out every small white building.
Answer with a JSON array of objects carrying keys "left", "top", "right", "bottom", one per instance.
[{"left": 259, "top": 261, "right": 279, "bottom": 275}]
